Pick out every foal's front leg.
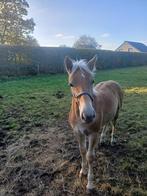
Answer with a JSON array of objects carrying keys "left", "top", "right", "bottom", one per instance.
[
  {"left": 86, "top": 133, "right": 98, "bottom": 190},
  {"left": 75, "top": 130, "right": 87, "bottom": 177}
]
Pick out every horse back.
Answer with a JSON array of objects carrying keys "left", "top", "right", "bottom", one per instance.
[
  {"left": 94, "top": 80, "right": 123, "bottom": 108},
  {"left": 94, "top": 80, "right": 123, "bottom": 125}
]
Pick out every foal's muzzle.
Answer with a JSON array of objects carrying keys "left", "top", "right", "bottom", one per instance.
[
  {"left": 82, "top": 113, "right": 96, "bottom": 123},
  {"left": 73, "top": 91, "right": 95, "bottom": 123}
]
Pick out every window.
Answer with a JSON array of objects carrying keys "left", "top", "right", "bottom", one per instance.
[{"left": 128, "top": 48, "right": 133, "bottom": 52}]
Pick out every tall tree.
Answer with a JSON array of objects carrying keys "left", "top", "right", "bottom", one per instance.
[
  {"left": 73, "top": 35, "right": 101, "bottom": 49},
  {"left": 0, "top": 0, "right": 37, "bottom": 46}
]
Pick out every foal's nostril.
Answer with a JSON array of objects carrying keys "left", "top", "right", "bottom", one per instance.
[
  {"left": 82, "top": 113, "right": 95, "bottom": 123},
  {"left": 93, "top": 113, "right": 96, "bottom": 119},
  {"left": 82, "top": 113, "right": 86, "bottom": 121},
  {"left": 86, "top": 116, "right": 93, "bottom": 123}
]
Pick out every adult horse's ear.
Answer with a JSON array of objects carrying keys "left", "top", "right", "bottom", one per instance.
[
  {"left": 64, "top": 56, "right": 73, "bottom": 74},
  {"left": 87, "top": 55, "right": 97, "bottom": 71}
]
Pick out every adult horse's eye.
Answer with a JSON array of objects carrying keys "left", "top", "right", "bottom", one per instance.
[{"left": 69, "top": 83, "right": 74, "bottom": 87}]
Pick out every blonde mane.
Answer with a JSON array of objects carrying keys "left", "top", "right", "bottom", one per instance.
[{"left": 71, "top": 59, "right": 95, "bottom": 76}]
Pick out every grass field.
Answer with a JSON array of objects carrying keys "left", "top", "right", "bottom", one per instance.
[{"left": 0, "top": 66, "right": 147, "bottom": 195}]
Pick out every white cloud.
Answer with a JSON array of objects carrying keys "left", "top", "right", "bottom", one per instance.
[
  {"left": 55, "top": 33, "right": 64, "bottom": 38},
  {"left": 101, "top": 33, "right": 110, "bottom": 38},
  {"left": 55, "top": 33, "right": 75, "bottom": 40}
]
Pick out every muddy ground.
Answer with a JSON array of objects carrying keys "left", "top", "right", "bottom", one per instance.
[{"left": 0, "top": 119, "right": 146, "bottom": 196}]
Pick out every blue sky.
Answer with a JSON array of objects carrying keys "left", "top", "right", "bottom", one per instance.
[{"left": 28, "top": 0, "right": 147, "bottom": 50}]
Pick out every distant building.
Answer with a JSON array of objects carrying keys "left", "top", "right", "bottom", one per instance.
[{"left": 116, "top": 41, "right": 147, "bottom": 53}]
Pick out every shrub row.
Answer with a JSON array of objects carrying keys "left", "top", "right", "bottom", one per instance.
[{"left": 0, "top": 45, "right": 147, "bottom": 76}]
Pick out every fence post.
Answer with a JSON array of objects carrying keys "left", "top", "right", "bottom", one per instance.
[{"left": 37, "top": 63, "right": 40, "bottom": 75}]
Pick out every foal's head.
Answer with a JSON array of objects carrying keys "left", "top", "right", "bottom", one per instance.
[{"left": 65, "top": 55, "right": 97, "bottom": 123}]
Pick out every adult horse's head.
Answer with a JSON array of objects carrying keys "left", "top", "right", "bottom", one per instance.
[{"left": 64, "top": 55, "right": 97, "bottom": 124}]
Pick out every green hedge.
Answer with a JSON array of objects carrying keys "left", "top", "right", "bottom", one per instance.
[{"left": 0, "top": 45, "right": 147, "bottom": 76}]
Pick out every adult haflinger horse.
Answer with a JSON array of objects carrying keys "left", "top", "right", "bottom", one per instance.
[{"left": 64, "top": 55, "right": 123, "bottom": 191}]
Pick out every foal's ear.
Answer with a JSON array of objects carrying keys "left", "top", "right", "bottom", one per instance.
[
  {"left": 87, "top": 55, "right": 97, "bottom": 71},
  {"left": 64, "top": 56, "right": 73, "bottom": 74}
]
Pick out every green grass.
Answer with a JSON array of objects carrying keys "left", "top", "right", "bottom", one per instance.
[
  {"left": 0, "top": 65, "right": 147, "bottom": 195},
  {"left": 0, "top": 66, "right": 146, "bottom": 133}
]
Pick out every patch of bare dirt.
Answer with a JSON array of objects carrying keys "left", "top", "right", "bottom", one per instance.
[
  {"left": 0, "top": 123, "right": 72, "bottom": 196},
  {"left": 0, "top": 122, "right": 146, "bottom": 196},
  {"left": 52, "top": 91, "right": 65, "bottom": 99}
]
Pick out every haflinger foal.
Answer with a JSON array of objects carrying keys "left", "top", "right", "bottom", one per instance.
[{"left": 64, "top": 55, "right": 123, "bottom": 191}]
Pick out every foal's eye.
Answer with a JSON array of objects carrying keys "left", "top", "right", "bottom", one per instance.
[
  {"left": 92, "top": 80, "right": 95, "bottom": 84},
  {"left": 69, "top": 83, "right": 74, "bottom": 87}
]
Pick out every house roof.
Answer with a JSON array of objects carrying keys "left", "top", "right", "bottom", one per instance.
[{"left": 125, "top": 41, "right": 147, "bottom": 52}]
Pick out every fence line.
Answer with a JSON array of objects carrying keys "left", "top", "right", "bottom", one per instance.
[{"left": 0, "top": 45, "right": 147, "bottom": 76}]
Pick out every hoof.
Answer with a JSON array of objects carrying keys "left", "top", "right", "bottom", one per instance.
[
  {"left": 99, "top": 141, "right": 108, "bottom": 148},
  {"left": 99, "top": 141, "right": 105, "bottom": 146},
  {"left": 100, "top": 138, "right": 106, "bottom": 145},
  {"left": 86, "top": 187, "right": 97, "bottom": 195},
  {"left": 100, "top": 137, "right": 109, "bottom": 146},
  {"left": 111, "top": 140, "right": 116, "bottom": 146},
  {"left": 86, "top": 183, "right": 95, "bottom": 191}
]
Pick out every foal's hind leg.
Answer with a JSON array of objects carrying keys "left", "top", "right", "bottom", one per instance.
[
  {"left": 111, "top": 109, "right": 119, "bottom": 145},
  {"left": 110, "top": 119, "right": 118, "bottom": 145},
  {"left": 100, "top": 124, "right": 108, "bottom": 144},
  {"left": 110, "top": 122, "right": 115, "bottom": 145}
]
